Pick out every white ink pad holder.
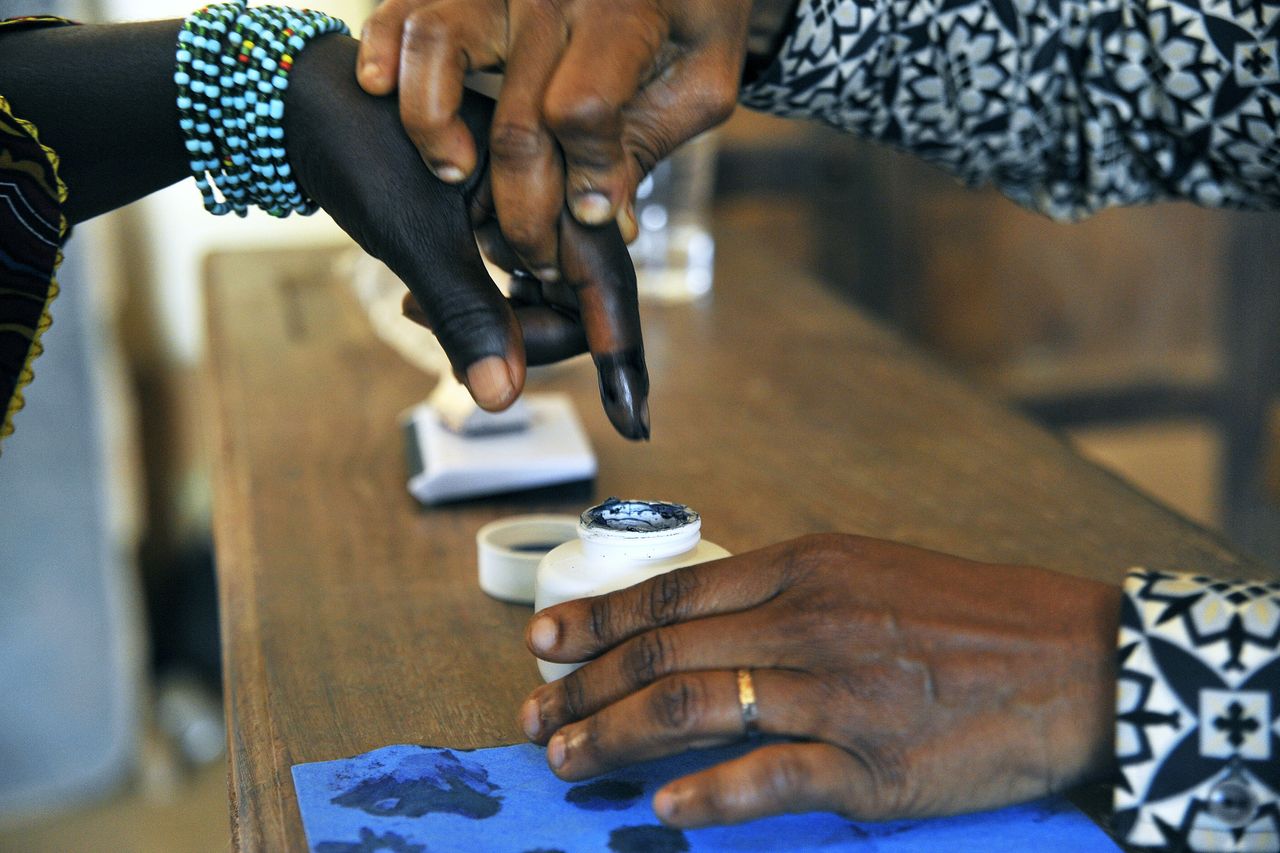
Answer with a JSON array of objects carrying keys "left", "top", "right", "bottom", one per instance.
[
  {"left": 402, "top": 377, "right": 597, "bottom": 505},
  {"left": 476, "top": 515, "right": 580, "bottom": 605},
  {"left": 533, "top": 499, "right": 730, "bottom": 682}
]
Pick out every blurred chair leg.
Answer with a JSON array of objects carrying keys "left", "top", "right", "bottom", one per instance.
[{"left": 1222, "top": 211, "right": 1280, "bottom": 567}]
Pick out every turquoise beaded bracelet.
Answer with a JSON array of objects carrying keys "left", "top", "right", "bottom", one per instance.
[{"left": 175, "top": 1, "right": 349, "bottom": 218}]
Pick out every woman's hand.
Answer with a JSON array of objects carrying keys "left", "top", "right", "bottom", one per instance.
[
  {"left": 356, "top": 0, "right": 775, "bottom": 279},
  {"left": 0, "top": 21, "right": 650, "bottom": 438},
  {"left": 519, "top": 533, "right": 1121, "bottom": 827},
  {"left": 289, "top": 34, "right": 650, "bottom": 438}
]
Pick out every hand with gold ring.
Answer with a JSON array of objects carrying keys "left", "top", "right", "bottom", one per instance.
[{"left": 518, "top": 533, "right": 1122, "bottom": 827}]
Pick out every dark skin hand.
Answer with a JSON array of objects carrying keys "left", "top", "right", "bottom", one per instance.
[
  {"left": 0, "top": 21, "right": 649, "bottom": 439},
  {"left": 520, "top": 534, "right": 1121, "bottom": 827},
  {"left": 357, "top": 0, "right": 800, "bottom": 280}
]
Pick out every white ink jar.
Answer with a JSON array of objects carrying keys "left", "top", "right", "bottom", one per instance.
[{"left": 534, "top": 498, "right": 730, "bottom": 682}]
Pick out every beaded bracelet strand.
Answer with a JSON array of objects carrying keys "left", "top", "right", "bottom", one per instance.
[{"left": 175, "top": 1, "right": 348, "bottom": 218}]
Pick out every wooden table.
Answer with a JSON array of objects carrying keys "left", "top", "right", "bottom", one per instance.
[{"left": 206, "top": 213, "right": 1271, "bottom": 851}]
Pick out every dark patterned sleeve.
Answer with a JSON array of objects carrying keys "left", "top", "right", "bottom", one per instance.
[
  {"left": 737, "top": 0, "right": 1280, "bottom": 219},
  {"left": 1116, "top": 570, "right": 1280, "bottom": 850},
  {"left": 0, "top": 16, "right": 75, "bottom": 454}
]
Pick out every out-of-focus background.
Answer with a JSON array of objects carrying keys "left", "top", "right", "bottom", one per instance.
[{"left": 1, "top": 0, "right": 1277, "bottom": 850}]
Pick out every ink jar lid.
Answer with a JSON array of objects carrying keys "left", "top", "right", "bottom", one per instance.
[{"left": 476, "top": 514, "right": 579, "bottom": 604}]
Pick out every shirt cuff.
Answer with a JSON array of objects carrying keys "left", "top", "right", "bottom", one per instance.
[{"left": 1116, "top": 569, "right": 1280, "bottom": 851}]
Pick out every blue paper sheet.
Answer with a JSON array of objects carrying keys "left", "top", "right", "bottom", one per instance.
[{"left": 292, "top": 742, "right": 1120, "bottom": 852}]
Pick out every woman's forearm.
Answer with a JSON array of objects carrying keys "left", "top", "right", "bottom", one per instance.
[{"left": 0, "top": 20, "right": 188, "bottom": 224}]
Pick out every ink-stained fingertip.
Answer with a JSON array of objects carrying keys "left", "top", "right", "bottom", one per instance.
[{"left": 597, "top": 357, "right": 650, "bottom": 440}]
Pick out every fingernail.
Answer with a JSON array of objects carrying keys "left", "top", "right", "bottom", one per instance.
[
  {"left": 535, "top": 266, "right": 560, "bottom": 283},
  {"left": 519, "top": 697, "right": 542, "bottom": 740},
  {"left": 529, "top": 615, "right": 557, "bottom": 653},
  {"left": 547, "top": 734, "right": 566, "bottom": 769},
  {"left": 595, "top": 349, "right": 650, "bottom": 441},
  {"left": 571, "top": 192, "right": 613, "bottom": 225},
  {"left": 618, "top": 204, "right": 639, "bottom": 244},
  {"left": 465, "top": 356, "right": 515, "bottom": 409},
  {"left": 434, "top": 164, "right": 467, "bottom": 184},
  {"left": 653, "top": 787, "right": 679, "bottom": 821},
  {"left": 358, "top": 61, "right": 379, "bottom": 81}
]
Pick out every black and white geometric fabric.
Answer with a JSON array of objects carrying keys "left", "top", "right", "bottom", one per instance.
[
  {"left": 1118, "top": 569, "right": 1280, "bottom": 851},
  {"left": 738, "top": 0, "right": 1280, "bottom": 220}
]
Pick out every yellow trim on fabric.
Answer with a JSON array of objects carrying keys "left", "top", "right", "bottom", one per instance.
[{"left": 0, "top": 91, "right": 69, "bottom": 448}]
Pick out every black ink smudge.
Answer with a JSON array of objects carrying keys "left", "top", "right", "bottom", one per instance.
[
  {"left": 565, "top": 778, "right": 645, "bottom": 811},
  {"left": 315, "top": 827, "right": 426, "bottom": 852},
  {"left": 331, "top": 749, "right": 502, "bottom": 819},
  {"left": 607, "top": 824, "right": 690, "bottom": 852}
]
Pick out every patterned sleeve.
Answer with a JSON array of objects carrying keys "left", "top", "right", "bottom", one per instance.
[
  {"left": 1116, "top": 569, "right": 1280, "bottom": 851},
  {"left": 0, "top": 16, "right": 75, "bottom": 454},
  {"left": 737, "top": 0, "right": 1280, "bottom": 220}
]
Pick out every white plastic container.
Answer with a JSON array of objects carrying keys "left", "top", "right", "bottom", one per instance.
[{"left": 534, "top": 499, "right": 730, "bottom": 681}]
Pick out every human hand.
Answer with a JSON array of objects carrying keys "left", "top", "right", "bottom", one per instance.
[
  {"left": 519, "top": 534, "right": 1121, "bottom": 826},
  {"left": 288, "top": 34, "right": 649, "bottom": 438},
  {"left": 356, "top": 0, "right": 764, "bottom": 279}
]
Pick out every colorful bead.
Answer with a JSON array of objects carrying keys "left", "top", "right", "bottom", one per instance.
[{"left": 175, "top": 1, "right": 348, "bottom": 218}]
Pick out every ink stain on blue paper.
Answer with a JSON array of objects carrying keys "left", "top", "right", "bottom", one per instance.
[
  {"left": 293, "top": 742, "right": 1122, "bottom": 852},
  {"left": 330, "top": 748, "right": 501, "bottom": 819},
  {"left": 565, "top": 779, "right": 645, "bottom": 811},
  {"left": 608, "top": 824, "right": 690, "bottom": 852},
  {"left": 315, "top": 827, "right": 426, "bottom": 852}
]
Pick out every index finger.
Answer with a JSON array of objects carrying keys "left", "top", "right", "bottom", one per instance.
[
  {"left": 526, "top": 544, "right": 791, "bottom": 662},
  {"left": 556, "top": 212, "right": 651, "bottom": 439},
  {"left": 544, "top": 1, "right": 669, "bottom": 226}
]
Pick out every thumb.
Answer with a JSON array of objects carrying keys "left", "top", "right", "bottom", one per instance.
[{"left": 284, "top": 34, "right": 525, "bottom": 410}]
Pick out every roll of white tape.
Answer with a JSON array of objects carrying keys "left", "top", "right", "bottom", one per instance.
[{"left": 476, "top": 515, "right": 579, "bottom": 605}]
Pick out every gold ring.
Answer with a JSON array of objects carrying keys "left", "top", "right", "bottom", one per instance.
[{"left": 736, "top": 668, "right": 760, "bottom": 736}]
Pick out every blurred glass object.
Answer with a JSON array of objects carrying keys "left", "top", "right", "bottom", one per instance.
[{"left": 629, "top": 133, "right": 718, "bottom": 303}]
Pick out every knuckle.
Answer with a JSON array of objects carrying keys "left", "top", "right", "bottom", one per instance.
[
  {"left": 361, "top": 15, "right": 397, "bottom": 46},
  {"left": 651, "top": 675, "right": 705, "bottom": 732},
  {"left": 560, "top": 670, "right": 589, "bottom": 721},
  {"left": 587, "top": 595, "right": 614, "bottom": 646},
  {"left": 429, "top": 300, "right": 496, "bottom": 341},
  {"left": 402, "top": 7, "right": 456, "bottom": 51},
  {"left": 624, "top": 628, "right": 675, "bottom": 685},
  {"left": 400, "top": 101, "right": 448, "bottom": 138},
  {"left": 843, "top": 743, "right": 915, "bottom": 820},
  {"left": 489, "top": 120, "right": 545, "bottom": 164},
  {"left": 784, "top": 533, "right": 854, "bottom": 583},
  {"left": 627, "top": 144, "right": 660, "bottom": 188},
  {"left": 498, "top": 220, "right": 551, "bottom": 259},
  {"left": 645, "top": 568, "right": 698, "bottom": 626},
  {"left": 545, "top": 89, "right": 619, "bottom": 139},
  {"left": 521, "top": 0, "right": 566, "bottom": 17},
  {"left": 699, "top": 77, "right": 740, "bottom": 126},
  {"left": 763, "top": 750, "right": 812, "bottom": 802}
]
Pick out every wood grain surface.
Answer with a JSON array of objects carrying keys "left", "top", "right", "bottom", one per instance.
[{"left": 205, "top": 214, "right": 1270, "bottom": 851}]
